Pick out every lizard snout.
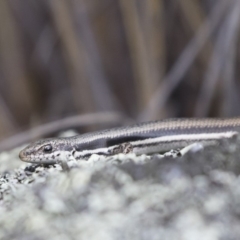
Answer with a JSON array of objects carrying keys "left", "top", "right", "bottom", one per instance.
[{"left": 19, "top": 149, "right": 28, "bottom": 162}]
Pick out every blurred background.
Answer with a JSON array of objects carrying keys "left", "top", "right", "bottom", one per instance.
[{"left": 0, "top": 0, "right": 240, "bottom": 150}]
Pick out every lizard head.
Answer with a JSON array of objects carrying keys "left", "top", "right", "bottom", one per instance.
[{"left": 19, "top": 138, "right": 74, "bottom": 164}]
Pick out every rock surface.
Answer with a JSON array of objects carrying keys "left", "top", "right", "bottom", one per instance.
[{"left": 1, "top": 137, "right": 240, "bottom": 240}]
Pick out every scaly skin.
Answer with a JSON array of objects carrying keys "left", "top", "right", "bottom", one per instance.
[{"left": 19, "top": 118, "right": 240, "bottom": 164}]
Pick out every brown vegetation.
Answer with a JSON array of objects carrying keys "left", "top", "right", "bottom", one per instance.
[{"left": 0, "top": 0, "right": 239, "bottom": 147}]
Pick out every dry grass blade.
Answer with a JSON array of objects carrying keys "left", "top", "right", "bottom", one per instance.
[
  {"left": 119, "top": 0, "right": 155, "bottom": 111},
  {"left": 195, "top": 0, "right": 240, "bottom": 117},
  {"left": 179, "top": 0, "right": 212, "bottom": 66},
  {"left": 139, "top": 0, "right": 232, "bottom": 121},
  {"left": 0, "top": 0, "right": 33, "bottom": 126},
  {"left": 0, "top": 96, "right": 17, "bottom": 139},
  {"left": 0, "top": 112, "right": 126, "bottom": 151},
  {"left": 72, "top": 0, "right": 121, "bottom": 111},
  {"left": 221, "top": 0, "right": 240, "bottom": 116},
  {"left": 195, "top": 21, "right": 227, "bottom": 117},
  {"left": 144, "top": 0, "right": 165, "bottom": 101},
  {"left": 50, "top": 0, "right": 95, "bottom": 112}
]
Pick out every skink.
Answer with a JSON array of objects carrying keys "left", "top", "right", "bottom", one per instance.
[{"left": 19, "top": 118, "right": 240, "bottom": 164}]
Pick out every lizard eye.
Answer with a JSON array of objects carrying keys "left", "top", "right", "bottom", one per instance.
[{"left": 43, "top": 144, "right": 52, "bottom": 153}]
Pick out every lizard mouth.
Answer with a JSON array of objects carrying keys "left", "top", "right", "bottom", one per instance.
[{"left": 19, "top": 149, "right": 57, "bottom": 164}]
